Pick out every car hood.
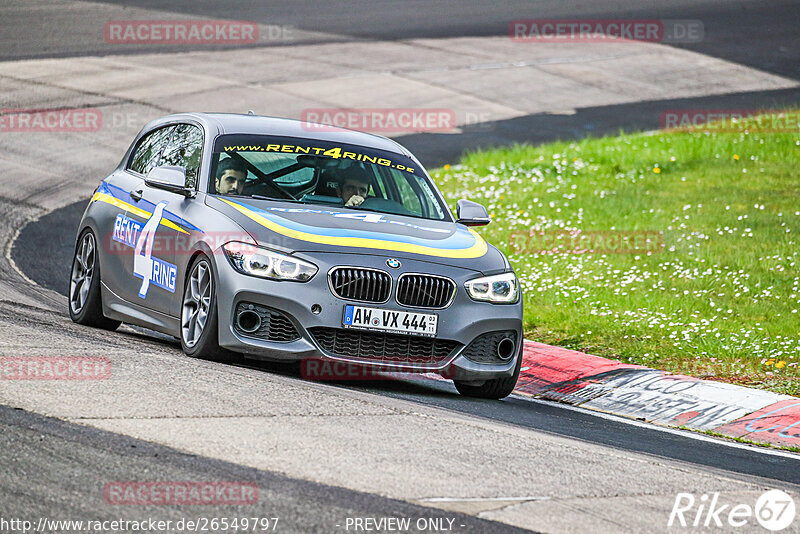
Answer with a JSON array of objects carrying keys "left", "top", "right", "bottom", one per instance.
[{"left": 207, "top": 196, "right": 506, "bottom": 273}]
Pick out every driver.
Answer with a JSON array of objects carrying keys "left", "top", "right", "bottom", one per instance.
[
  {"left": 337, "top": 166, "right": 371, "bottom": 207},
  {"left": 215, "top": 158, "right": 247, "bottom": 195}
]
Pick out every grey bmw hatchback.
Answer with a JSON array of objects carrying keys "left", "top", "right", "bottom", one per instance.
[{"left": 69, "top": 113, "right": 523, "bottom": 398}]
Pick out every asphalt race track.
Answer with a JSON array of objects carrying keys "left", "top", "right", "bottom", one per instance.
[
  {"left": 0, "top": 405, "right": 531, "bottom": 534},
  {"left": 2, "top": 1, "right": 800, "bottom": 532}
]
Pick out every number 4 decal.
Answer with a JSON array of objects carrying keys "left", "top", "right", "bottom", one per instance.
[
  {"left": 133, "top": 201, "right": 177, "bottom": 298},
  {"left": 133, "top": 202, "right": 165, "bottom": 298}
]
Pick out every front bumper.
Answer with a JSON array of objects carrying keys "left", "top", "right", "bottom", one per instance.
[{"left": 214, "top": 251, "right": 523, "bottom": 381}]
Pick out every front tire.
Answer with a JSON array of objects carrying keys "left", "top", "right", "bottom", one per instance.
[
  {"left": 453, "top": 348, "right": 522, "bottom": 400},
  {"left": 180, "top": 255, "right": 237, "bottom": 363},
  {"left": 68, "top": 228, "right": 121, "bottom": 330}
]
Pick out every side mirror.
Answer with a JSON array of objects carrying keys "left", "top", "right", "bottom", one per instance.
[
  {"left": 145, "top": 166, "right": 194, "bottom": 197},
  {"left": 456, "top": 199, "right": 490, "bottom": 226}
]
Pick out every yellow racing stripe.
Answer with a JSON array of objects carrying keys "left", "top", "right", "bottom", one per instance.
[
  {"left": 220, "top": 198, "right": 487, "bottom": 259},
  {"left": 90, "top": 192, "right": 189, "bottom": 234}
]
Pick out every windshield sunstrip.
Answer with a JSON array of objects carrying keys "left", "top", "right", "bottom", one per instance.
[{"left": 214, "top": 135, "right": 419, "bottom": 175}]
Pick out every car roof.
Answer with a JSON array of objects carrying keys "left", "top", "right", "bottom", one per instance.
[{"left": 161, "top": 112, "right": 414, "bottom": 158}]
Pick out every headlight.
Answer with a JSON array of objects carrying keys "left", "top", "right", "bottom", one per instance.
[
  {"left": 222, "top": 242, "right": 317, "bottom": 282},
  {"left": 465, "top": 272, "right": 519, "bottom": 303}
]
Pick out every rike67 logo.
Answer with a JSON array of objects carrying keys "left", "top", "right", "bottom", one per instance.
[{"left": 669, "top": 490, "right": 796, "bottom": 531}]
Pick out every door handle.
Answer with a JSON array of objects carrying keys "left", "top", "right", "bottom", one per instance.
[{"left": 130, "top": 189, "right": 143, "bottom": 202}]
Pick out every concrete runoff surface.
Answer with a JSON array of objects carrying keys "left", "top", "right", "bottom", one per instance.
[{"left": 2, "top": 6, "right": 800, "bottom": 533}]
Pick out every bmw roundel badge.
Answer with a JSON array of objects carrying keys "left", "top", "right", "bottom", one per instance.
[{"left": 386, "top": 258, "right": 401, "bottom": 269}]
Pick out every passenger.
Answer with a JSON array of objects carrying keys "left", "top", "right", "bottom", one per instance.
[{"left": 337, "top": 166, "right": 371, "bottom": 207}]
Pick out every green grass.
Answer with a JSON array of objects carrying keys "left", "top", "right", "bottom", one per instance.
[
  {"left": 696, "top": 428, "right": 800, "bottom": 454},
  {"left": 432, "top": 111, "right": 800, "bottom": 396}
]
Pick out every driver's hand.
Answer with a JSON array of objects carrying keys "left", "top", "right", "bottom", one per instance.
[{"left": 345, "top": 195, "right": 365, "bottom": 207}]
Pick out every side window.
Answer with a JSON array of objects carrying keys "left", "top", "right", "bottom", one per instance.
[
  {"left": 128, "top": 126, "right": 174, "bottom": 176},
  {"left": 395, "top": 175, "right": 422, "bottom": 216},
  {"left": 371, "top": 169, "right": 388, "bottom": 199},
  {"left": 161, "top": 124, "right": 203, "bottom": 188}
]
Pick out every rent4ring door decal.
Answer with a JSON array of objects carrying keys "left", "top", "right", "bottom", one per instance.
[{"left": 111, "top": 201, "right": 178, "bottom": 298}]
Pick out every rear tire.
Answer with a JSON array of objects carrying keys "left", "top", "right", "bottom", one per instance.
[
  {"left": 180, "top": 255, "right": 238, "bottom": 363},
  {"left": 68, "top": 228, "right": 121, "bottom": 331},
  {"left": 453, "top": 347, "right": 522, "bottom": 400}
]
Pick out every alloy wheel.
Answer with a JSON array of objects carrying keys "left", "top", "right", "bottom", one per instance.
[
  {"left": 70, "top": 232, "right": 96, "bottom": 314},
  {"left": 182, "top": 260, "right": 212, "bottom": 347}
]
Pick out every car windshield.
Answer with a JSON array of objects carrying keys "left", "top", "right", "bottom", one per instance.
[{"left": 209, "top": 134, "right": 449, "bottom": 221}]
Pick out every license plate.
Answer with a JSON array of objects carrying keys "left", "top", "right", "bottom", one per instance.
[{"left": 343, "top": 305, "right": 438, "bottom": 337}]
